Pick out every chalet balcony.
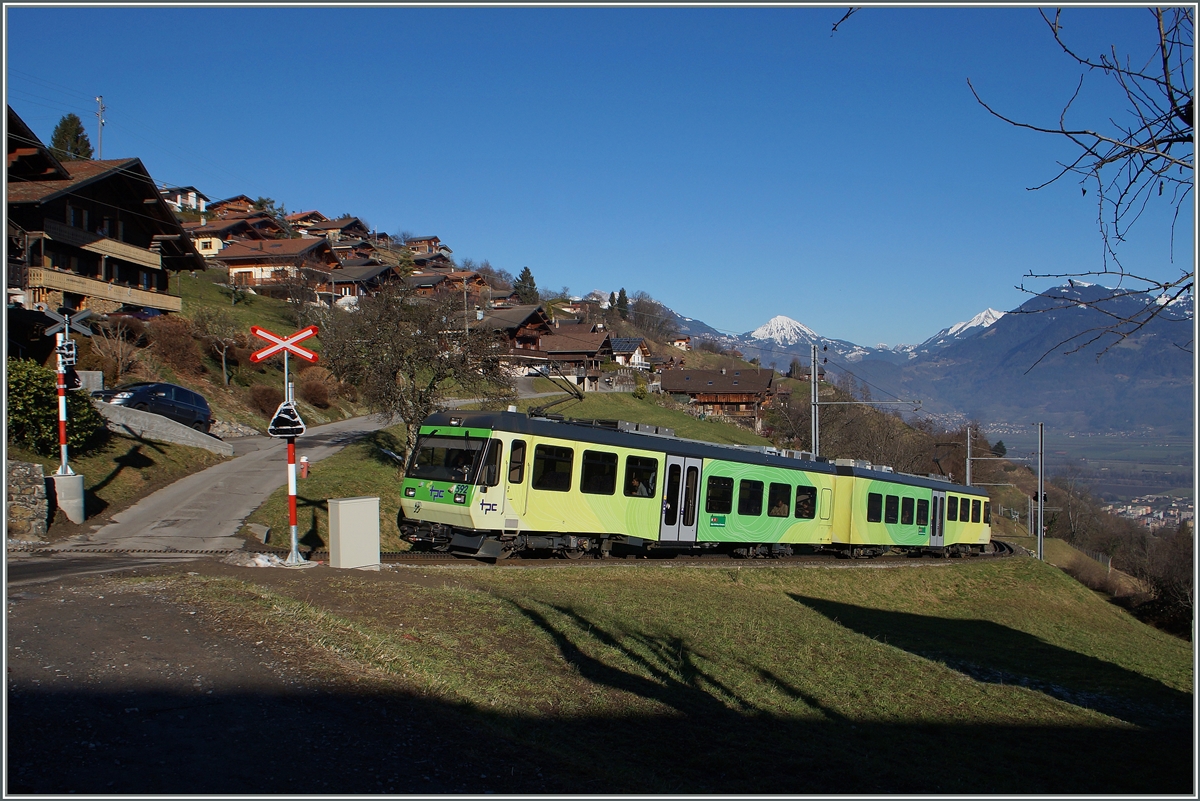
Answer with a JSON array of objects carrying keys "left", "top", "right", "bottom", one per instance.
[
  {"left": 42, "top": 220, "right": 162, "bottom": 270},
  {"left": 26, "top": 267, "right": 182, "bottom": 313}
]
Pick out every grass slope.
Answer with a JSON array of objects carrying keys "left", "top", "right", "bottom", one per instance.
[
  {"left": 9, "top": 436, "right": 226, "bottom": 535},
  {"left": 148, "top": 555, "right": 1193, "bottom": 794}
]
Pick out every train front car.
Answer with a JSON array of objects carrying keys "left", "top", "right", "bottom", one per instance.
[
  {"left": 400, "top": 413, "right": 509, "bottom": 557},
  {"left": 836, "top": 462, "right": 992, "bottom": 557}
]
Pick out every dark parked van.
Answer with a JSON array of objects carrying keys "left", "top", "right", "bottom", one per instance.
[{"left": 92, "top": 382, "right": 213, "bottom": 432}]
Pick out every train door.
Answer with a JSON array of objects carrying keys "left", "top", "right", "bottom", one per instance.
[
  {"left": 503, "top": 439, "right": 529, "bottom": 517},
  {"left": 930, "top": 490, "right": 946, "bottom": 548},
  {"left": 659, "top": 456, "right": 702, "bottom": 542}
]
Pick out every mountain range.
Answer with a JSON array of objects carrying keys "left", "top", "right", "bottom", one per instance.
[{"left": 662, "top": 284, "right": 1193, "bottom": 437}]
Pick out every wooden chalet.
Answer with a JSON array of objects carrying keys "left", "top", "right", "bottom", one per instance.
[
  {"left": 207, "top": 194, "right": 256, "bottom": 217},
  {"left": 403, "top": 270, "right": 489, "bottom": 298},
  {"left": 215, "top": 237, "right": 340, "bottom": 294},
  {"left": 7, "top": 106, "right": 204, "bottom": 315},
  {"left": 159, "top": 185, "right": 209, "bottom": 213},
  {"left": 181, "top": 211, "right": 287, "bottom": 258},
  {"left": 542, "top": 329, "right": 613, "bottom": 391},
  {"left": 304, "top": 216, "right": 370, "bottom": 242},
  {"left": 659, "top": 368, "right": 778, "bottom": 431},
  {"left": 610, "top": 336, "right": 651, "bottom": 370},
  {"left": 405, "top": 235, "right": 451, "bottom": 255},
  {"left": 285, "top": 210, "right": 328, "bottom": 231}
]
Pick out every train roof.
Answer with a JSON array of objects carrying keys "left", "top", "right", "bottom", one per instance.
[{"left": 419, "top": 411, "right": 988, "bottom": 496}]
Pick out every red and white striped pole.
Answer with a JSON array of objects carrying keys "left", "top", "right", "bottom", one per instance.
[
  {"left": 55, "top": 332, "right": 73, "bottom": 476},
  {"left": 284, "top": 376, "right": 304, "bottom": 565},
  {"left": 286, "top": 434, "right": 302, "bottom": 564}
]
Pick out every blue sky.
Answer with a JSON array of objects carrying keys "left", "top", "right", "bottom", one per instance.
[{"left": 6, "top": 6, "right": 1192, "bottom": 346}]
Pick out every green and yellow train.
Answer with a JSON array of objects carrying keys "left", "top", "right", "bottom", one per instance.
[{"left": 399, "top": 410, "right": 991, "bottom": 559}]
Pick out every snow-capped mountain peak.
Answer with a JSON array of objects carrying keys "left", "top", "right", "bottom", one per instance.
[
  {"left": 748, "top": 315, "right": 818, "bottom": 345},
  {"left": 946, "top": 308, "right": 1004, "bottom": 338}
]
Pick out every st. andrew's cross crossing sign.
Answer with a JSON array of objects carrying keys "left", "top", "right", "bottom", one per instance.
[{"left": 249, "top": 325, "right": 319, "bottom": 364}]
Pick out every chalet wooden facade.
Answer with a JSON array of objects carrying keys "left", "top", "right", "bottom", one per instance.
[
  {"left": 7, "top": 106, "right": 204, "bottom": 314},
  {"left": 659, "top": 368, "right": 778, "bottom": 431},
  {"left": 207, "top": 194, "right": 256, "bottom": 218},
  {"left": 216, "top": 238, "right": 340, "bottom": 293}
]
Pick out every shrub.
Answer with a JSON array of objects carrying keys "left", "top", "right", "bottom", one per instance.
[
  {"left": 337, "top": 382, "right": 358, "bottom": 402},
  {"left": 250, "top": 384, "right": 284, "bottom": 415},
  {"left": 147, "top": 316, "right": 204, "bottom": 374},
  {"left": 298, "top": 379, "right": 331, "bottom": 408},
  {"left": 6, "top": 358, "right": 109, "bottom": 455}
]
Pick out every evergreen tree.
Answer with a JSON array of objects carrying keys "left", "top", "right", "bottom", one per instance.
[
  {"left": 48, "top": 114, "right": 94, "bottom": 161},
  {"left": 616, "top": 288, "right": 629, "bottom": 320},
  {"left": 993, "top": 440, "right": 1007, "bottom": 458},
  {"left": 608, "top": 291, "right": 617, "bottom": 309},
  {"left": 513, "top": 267, "right": 539, "bottom": 304}
]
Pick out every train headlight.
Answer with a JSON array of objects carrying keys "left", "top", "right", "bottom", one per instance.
[
  {"left": 404, "top": 487, "right": 416, "bottom": 498},
  {"left": 453, "top": 493, "right": 466, "bottom": 504}
]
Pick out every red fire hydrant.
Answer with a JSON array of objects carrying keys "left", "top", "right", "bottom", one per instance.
[{"left": 299, "top": 455, "right": 310, "bottom": 479}]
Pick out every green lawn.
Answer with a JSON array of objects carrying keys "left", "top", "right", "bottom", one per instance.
[
  {"left": 9, "top": 435, "right": 227, "bottom": 532},
  {"left": 153, "top": 555, "right": 1193, "bottom": 794}
]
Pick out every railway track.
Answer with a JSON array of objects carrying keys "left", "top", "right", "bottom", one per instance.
[{"left": 9, "top": 539, "right": 1016, "bottom": 567}]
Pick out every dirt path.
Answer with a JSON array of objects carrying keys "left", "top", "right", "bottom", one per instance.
[{"left": 6, "top": 556, "right": 563, "bottom": 795}]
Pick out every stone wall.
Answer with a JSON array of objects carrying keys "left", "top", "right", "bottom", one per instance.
[{"left": 7, "top": 461, "right": 49, "bottom": 541}]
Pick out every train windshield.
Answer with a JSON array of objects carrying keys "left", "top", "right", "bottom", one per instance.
[{"left": 407, "top": 434, "right": 488, "bottom": 483}]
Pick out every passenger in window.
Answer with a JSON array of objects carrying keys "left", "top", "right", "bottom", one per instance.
[
  {"left": 770, "top": 497, "right": 789, "bottom": 517},
  {"left": 629, "top": 476, "right": 650, "bottom": 497},
  {"left": 796, "top": 496, "right": 814, "bottom": 519}
]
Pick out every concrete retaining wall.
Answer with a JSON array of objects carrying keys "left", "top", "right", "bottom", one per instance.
[
  {"left": 94, "top": 401, "right": 234, "bottom": 457},
  {"left": 7, "top": 461, "right": 49, "bottom": 541}
]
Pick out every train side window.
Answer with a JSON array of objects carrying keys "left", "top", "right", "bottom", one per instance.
[
  {"left": 624, "top": 456, "right": 659, "bottom": 497},
  {"left": 477, "top": 439, "right": 502, "bottom": 487},
  {"left": 767, "top": 483, "right": 790, "bottom": 517},
  {"left": 960, "top": 497, "right": 971, "bottom": 522},
  {"left": 705, "top": 476, "right": 733, "bottom": 514},
  {"left": 581, "top": 450, "right": 618, "bottom": 495},
  {"left": 916, "top": 499, "right": 930, "bottom": 526},
  {"left": 885, "top": 495, "right": 899, "bottom": 524},
  {"left": 971, "top": 499, "right": 981, "bottom": 523},
  {"left": 900, "top": 496, "right": 914, "bottom": 525},
  {"left": 683, "top": 466, "right": 699, "bottom": 527},
  {"left": 664, "top": 464, "right": 682, "bottom": 525},
  {"left": 508, "top": 440, "right": 526, "bottom": 484},
  {"left": 867, "top": 492, "right": 883, "bottom": 523},
  {"left": 738, "top": 480, "right": 763, "bottom": 516},
  {"left": 795, "top": 486, "right": 817, "bottom": 519},
  {"left": 983, "top": 502, "right": 991, "bottom": 524},
  {"left": 532, "top": 444, "right": 574, "bottom": 491},
  {"left": 946, "top": 496, "right": 958, "bottom": 522}
]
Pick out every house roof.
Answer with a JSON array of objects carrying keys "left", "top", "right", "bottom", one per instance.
[
  {"left": 7, "top": 158, "right": 145, "bottom": 205},
  {"left": 305, "top": 216, "right": 365, "bottom": 231},
  {"left": 610, "top": 337, "right": 647, "bottom": 354},
  {"left": 8, "top": 106, "right": 70, "bottom": 181},
  {"left": 209, "top": 194, "right": 254, "bottom": 206},
  {"left": 336, "top": 263, "right": 395, "bottom": 282},
  {"left": 542, "top": 330, "right": 612, "bottom": 356},
  {"left": 214, "top": 238, "right": 333, "bottom": 262},
  {"left": 475, "top": 304, "right": 551, "bottom": 333},
  {"left": 659, "top": 368, "right": 775, "bottom": 395},
  {"left": 404, "top": 273, "right": 447, "bottom": 289},
  {"left": 285, "top": 210, "right": 326, "bottom": 222}
]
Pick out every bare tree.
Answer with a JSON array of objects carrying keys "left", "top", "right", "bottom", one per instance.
[
  {"left": 628, "top": 291, "right": 679, "bottom": 343},
  {"left": 969, "top": 8, "right": 1193, "bottom": 354},
  {"left": 191, "top": 307, "right": 240, "bottom": 386},
  {"left": 317, "top": 285, "right": 515, "bottom": 459},
  {"left": 90, "top": 318, "right": 141, "bottom": 384}
]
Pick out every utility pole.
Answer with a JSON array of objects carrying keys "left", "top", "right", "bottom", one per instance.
[
  {"left": 94, "top": 96, "right": 105, "bottom": 159},
  {"left": 966, "top": 424, "right": 972, "bottom": 486},
  {"left": 810, "top": 342, "right": 819, "bottom": 457},
  {"left": 1037, "top": 422, "right": 1045, "bottom": 561}
]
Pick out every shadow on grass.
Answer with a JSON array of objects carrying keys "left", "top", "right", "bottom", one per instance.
[{"left": 790, "top": 594, "right": 1193, "bottom": 728}]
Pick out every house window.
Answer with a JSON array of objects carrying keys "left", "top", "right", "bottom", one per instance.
[
  {"left": 580, "top": 450, "right": 617, "bottom": 495},
  {"left": 705, "top": 476, "right": 733, "bottom": 514},
  {"left": 795, "top": 486, "right": 816, "bottom": 519},
  {"left": 737, "top": 480, "right": 763, "bottom": 516},
  {"left": 532, "top": 444, "right": 573, "bottom": 491}
]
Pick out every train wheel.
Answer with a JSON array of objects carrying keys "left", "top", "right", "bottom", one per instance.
[{"left": 562, "top": 549, "right": 587, "bottom": 560}]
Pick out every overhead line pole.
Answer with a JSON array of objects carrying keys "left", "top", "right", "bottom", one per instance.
[{"left": 1037, "top": 422, "right": 1045, "bottom": 561}]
